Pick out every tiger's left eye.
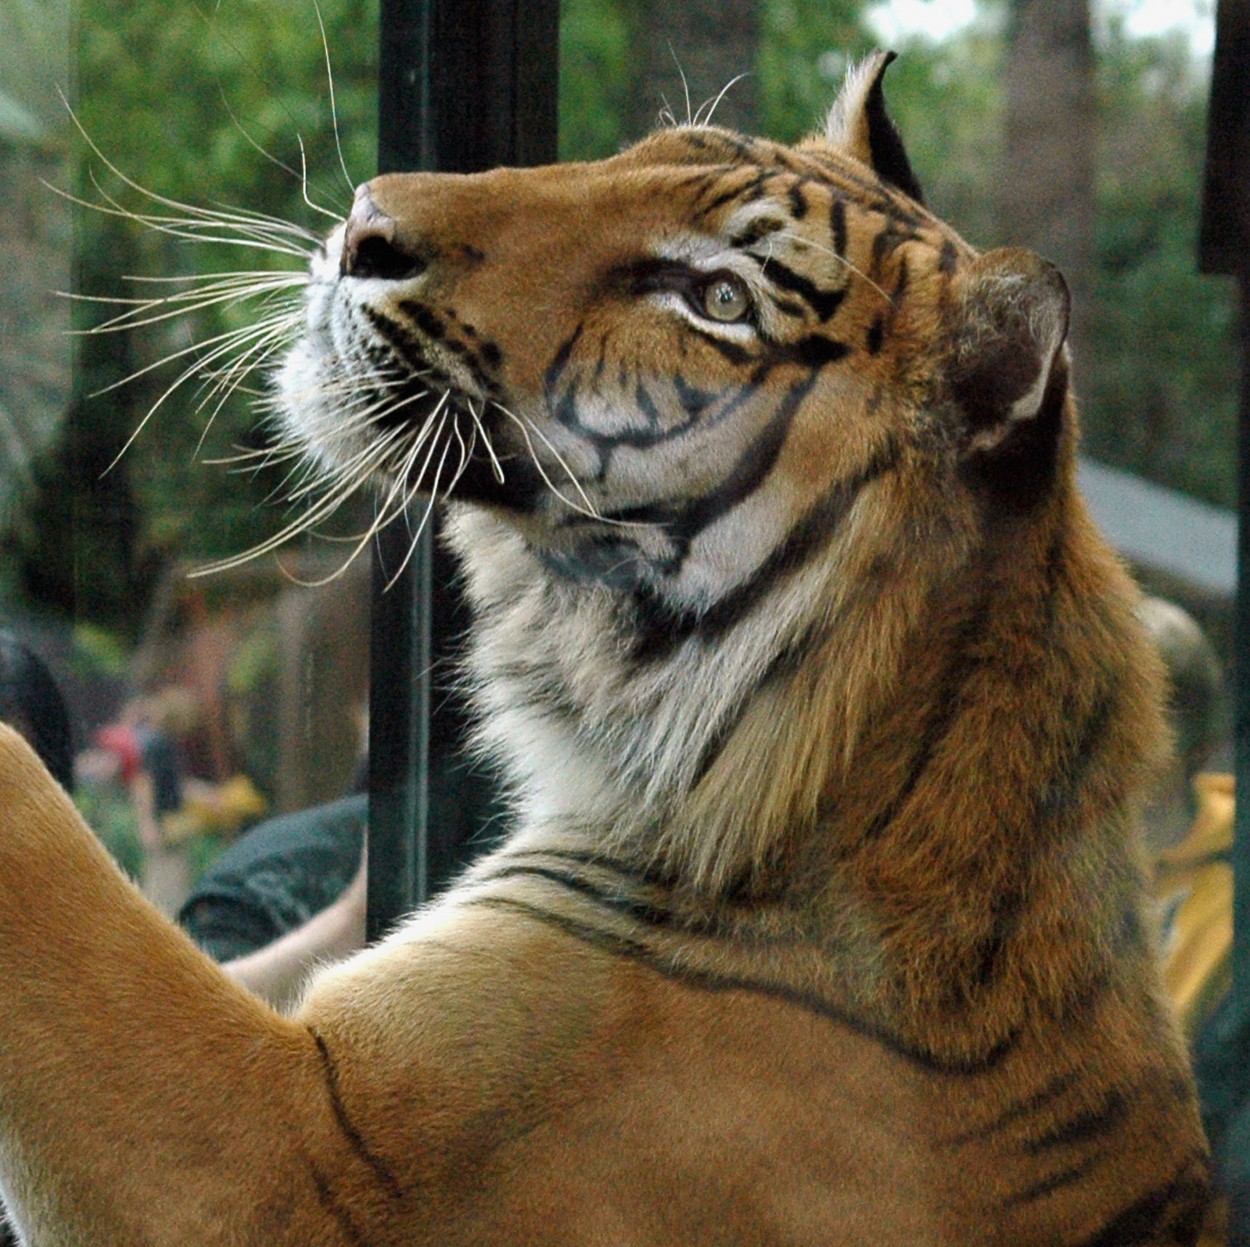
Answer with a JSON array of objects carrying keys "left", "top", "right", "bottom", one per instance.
[{"left": 700, "top": 273, "right": 752, "bottom": 323}]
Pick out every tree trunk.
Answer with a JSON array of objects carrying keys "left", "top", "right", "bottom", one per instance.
[{"left": 1002, "top": 0, "right": 1096, "bottom": 364}]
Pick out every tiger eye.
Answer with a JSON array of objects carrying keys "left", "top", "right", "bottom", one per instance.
[{"left": 701, "top": 274, "right": 751, "bottom": 323}]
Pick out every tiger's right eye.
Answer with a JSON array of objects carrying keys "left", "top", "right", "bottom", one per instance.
[{"left": 700, "top": 273, "right": 752, "bottom": 324}]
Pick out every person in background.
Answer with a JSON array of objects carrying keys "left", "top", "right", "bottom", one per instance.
[
  {"left": 179, "top": 794, "right": 368, "bottom": 1011},
  {"left": 1136, "top": 596, "right": 1229, "bottom": 853},
  {"left": 0, "top": 630, "right": 73, "bottom": 793}
]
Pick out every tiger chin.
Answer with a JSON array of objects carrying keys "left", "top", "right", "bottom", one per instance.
[{"left": 0, "top": 51, "right": 1210, "bottom": 1246}]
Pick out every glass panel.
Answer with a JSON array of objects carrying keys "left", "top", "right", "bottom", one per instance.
[
  {"left": 0, "top": 2, "right": 1243, "bottom": 1238},
  {"left": 2, "top": 0, "right": 378, "bottom": 933}
]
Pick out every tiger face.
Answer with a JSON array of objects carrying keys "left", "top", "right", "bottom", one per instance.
[{"left": 277, "top": 53, "right": 1068, "bottom": 624}]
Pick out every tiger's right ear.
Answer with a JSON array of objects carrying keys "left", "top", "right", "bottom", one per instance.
[
  {"left": 947, "top": 247, "right": 1072, "bottom": 509},
  {"left": 821, "top": 50, "right": 925, "bottom": 204}
]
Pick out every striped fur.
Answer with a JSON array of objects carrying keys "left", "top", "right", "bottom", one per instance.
[{"left": 0, "top": 52, "right": 1208, "bottom": 1244}]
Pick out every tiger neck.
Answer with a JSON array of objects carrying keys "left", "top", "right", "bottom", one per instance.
[{"left": 453, "top": 490, "right": 1161, "bottom": 935}]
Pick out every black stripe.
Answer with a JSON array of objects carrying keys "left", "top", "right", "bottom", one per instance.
[
  {"left": 672, "top": 375, "right": 717, "bottom": 420},
  {"left": 634, "top": 381, "right": 664, "bottom": 427},
  {"left": 871, "top": 222, "right": 921, "bottom": 273},
  {"left": 830, "top": 197, "right": 848, "bottom": 257},
  {"left": 1073, "top": 1159, "right": 1210, "bottom": 1247},
  {"left": 765, "top": 292, "right": 808, "bottom": 319},
  {"left": 474, "top": 862, "right": 706, "bottom": 935},
  {"left": 1025, "top": 1087, "right": 1127, "bottom": 1155},
  {"left": 761, "top": 258, "right": 848, "bottom": 322},
  {"left": 398, "top": 301, "right": 447, "bottom": 343},
  {"left": 866, "top": 315, "right": 885, "bottom": 355},
  {"left": 685, "top": 130, "right": 759, "bottom": 165},
  {"left": 482, "top": 851, "right": 801, "bottom": 938},
  {"left": 950, "top": 1071, "right": 1081, "bottom": 1144},
  {"left": 312, "top": 1032, "right": 403, "bottom": 1201},
  {"left": 308, "top": 1163, "right": 369, "bottom": 1247},
  {"left": 626, "top": 435, "right": 901, "bottom": 662},
  {"left": 786, "top": 178, "right": 810, "bottom": 219},
  {"left": 1006, "top": 1158, "right": 1097, "bottom": 1205},
  {"left": 891, "top": 255, "right": 911, "bottom": 300},
  {"left": 729, "top": 215, "right": 787, "bottom": 248},
  {"left": 494, "top": 653, "right": 598, "bottom": 716},
  {"left": 606, "top": 372, "right": 819, "bottom": 571},
  {"left": 765, "top": 144, "right": 812, "bottom": 176},
  {"left": 968, "top": 878, "right": 1025, "bottom": 993},
  {"left": 547, "top": 368, "right": 748, "bottom": 468},
  {"left": 781, "top": 334, "right": 851, "bottom": 368},
  {"left": 1040, "top": 518, "right": 1069, "bottom": 634},
  {"left": 688, "top": 621, "right": 828, "bottom": 787},
  {"left": 494, "top": 845, "right": 682, "bottom": 890},
  {"left": 668, "top": 167, "right": 736, "bottom": 203},
  {"left": 800, "top": 151, "right": 892, "bottom": 203},
  {"left": 543, "top": 324, "right": 584, "bottom": 399},
  {"left": 697, "top": 169, "right": 771, "bottom": 217},
  {"left": 363, "top": 307, "right": 432, "bottom": 374},
  {"left": 856, "top": 602, "right": 990, "bottom": 847},
  {"left": 1034, "top": 685, "right": 1118, "bottom": 823},
  {"left": 463, "top": 894, "right": 1017, "bottom": 1076},
  {"left": 685, "top": 325, "right": 755, "bottom": 364}
]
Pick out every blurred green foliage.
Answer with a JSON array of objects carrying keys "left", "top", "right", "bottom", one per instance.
[{"left": 1086, "top": 22, "right": 1237, "bottom": 507}]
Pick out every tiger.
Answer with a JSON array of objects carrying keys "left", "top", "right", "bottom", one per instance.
[{"left": 0, "top": 50, "right": 1210, "bottom": 1246}]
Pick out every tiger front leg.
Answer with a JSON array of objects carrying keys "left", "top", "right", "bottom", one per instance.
[{"left": 0, "top": 722, "right": 378, "bottom": 1246}]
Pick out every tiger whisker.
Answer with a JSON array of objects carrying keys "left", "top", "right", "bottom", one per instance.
[
  {"left": 191, "top": 316, "right": 304, "bottom": 455},
  {"left": 287, "top": 392, "right": 441, "bottom": 509},
  {"left": 693, "top": 74, "right": 750, "bottom": 127},
  {"left": 183, "top": 0, "right": 350, "bottom": 217},
  {"left": 770, "top": 230, "right": 892, "bottom": 307},
  {"left": 50, "top": 165, "right": 322, "bottom": 249},
  {"left": 47, "top": 182, "right": 316, "bottom": 265},
  {"left": 98, "top": 313, "right": 302, "bottom": 473},
  {"left": 211, "top": 85, "right": 346, "bottom": 224},
  {"left": 90, "top": 308, "right": 298, "bottom": 401},
  {"left": 490, "top": 400, "right": 633, "bottom": 526},
  {"left": 468, "top": 400, "right": 506, "bottom": 485},
  {"left": 312, "top": 0, "right": 357, "bottom": 197},
  {"left": 192, "top": 424, "right": 407, "bottom": 578},
  {"left": 63, "top": 171, "right": 317, "bottom": 260},
  {"left": 70, "top": 277, "right": 304, "bottom": 336},
  {"left": 204, "top": 440, "right": 305, "bottom": 472},
  {"left": 302, "top": 402, "right": 452, "bottom": 591},
  {"left": 382, "top": 416, "right": 456, "bottom": 592}
]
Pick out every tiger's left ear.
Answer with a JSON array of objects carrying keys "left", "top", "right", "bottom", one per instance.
[{"left": 822, "top": 50, "right": 925, "bottom": 204}]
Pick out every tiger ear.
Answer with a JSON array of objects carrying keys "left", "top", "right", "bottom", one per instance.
[
  {"left": 947, "top": 247, "right": 1071, "bottom": 459},
  {"left": 823, "top": 50, "right": 925, "bottom": 204}
]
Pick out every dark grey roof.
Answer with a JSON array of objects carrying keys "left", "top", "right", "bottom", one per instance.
[{"left": 1077, "top": 458, "right": 1236, "bottom": 599}]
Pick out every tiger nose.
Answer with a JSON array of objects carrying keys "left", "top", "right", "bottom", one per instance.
[{"left": 340, "top": 185, "right": 424, "bottom": 280}]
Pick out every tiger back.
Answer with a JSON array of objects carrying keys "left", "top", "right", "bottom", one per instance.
[{"left": 0, "top": 50, "right": 1209, "bottom": 1246}]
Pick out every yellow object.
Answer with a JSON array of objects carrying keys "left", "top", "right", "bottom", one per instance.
[
  {"left": 159, "top": 774, "right": 268, "bottom": 845},
  {"left": 1154, "top": 773, "right": 1234, "bottom": 1247},
  {"left": 1155, "top": 773, "right": 1235, "bottom": 1038}
]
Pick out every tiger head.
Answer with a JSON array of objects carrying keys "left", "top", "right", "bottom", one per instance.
[
  {"left": 278, "top": 52, "right": 1149, "bottom": 888},
  {"left": 279, "top": 51, "right": 1070, "bottom": 610}
]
